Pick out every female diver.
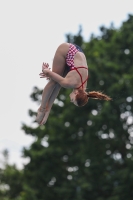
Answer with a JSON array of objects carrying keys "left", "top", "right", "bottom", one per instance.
[{"left": 36, "top": 43, "right": 111, "bottom": 125}]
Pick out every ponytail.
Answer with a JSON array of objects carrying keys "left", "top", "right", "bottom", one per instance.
[
  {"left": 75, "top": 90, "right": 112, "bottom": 107},
  {"left": 87, "top": 91, "right": 112, "bottom": 101}
]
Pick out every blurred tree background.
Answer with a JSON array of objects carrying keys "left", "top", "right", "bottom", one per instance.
[{"left": 0, "top": 14, "right": 133, "bottom": 200}]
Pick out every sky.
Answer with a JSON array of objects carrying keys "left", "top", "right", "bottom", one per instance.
[{"left": 0, "top": 0, "right": 133, "bottom": 169}]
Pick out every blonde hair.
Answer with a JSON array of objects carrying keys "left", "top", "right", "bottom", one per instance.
[{"left": 76, "top": 90, "right": 112, "bottom": 107}]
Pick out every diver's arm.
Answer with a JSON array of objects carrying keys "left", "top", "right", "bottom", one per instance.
[{"left": 40, "top": 69, "right": 74, "bottom": 88}]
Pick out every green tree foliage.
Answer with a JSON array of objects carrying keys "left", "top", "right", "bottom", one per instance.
[
  {"left": 0, "top": 150, "right": 23, "bottom": 200},
  {"left": 20, "top": 14, "right": 133, "bottom": 200}
]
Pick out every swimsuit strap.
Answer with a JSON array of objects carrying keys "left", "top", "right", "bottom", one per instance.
[
  {"left": 70, "top": 66, "right": 88, "bottom": 89},
  {"left": 76, "top": 76, "right": 88, "bottom": 89}
]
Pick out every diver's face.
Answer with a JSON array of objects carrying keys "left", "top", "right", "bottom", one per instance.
[{"left": 69, "top": 91, "right": 78, "bottom": 106}]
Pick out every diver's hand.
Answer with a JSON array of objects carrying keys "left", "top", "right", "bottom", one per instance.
[
  {"left": 42, "top": 62, "right": 51, "bottom": 71},
  {"left": 39, "top": 62, "right": 51, "bottom": 79}
]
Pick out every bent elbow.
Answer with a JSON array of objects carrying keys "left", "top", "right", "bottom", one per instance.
[{"left": 60, "top": 80, "right": 70, "bottom": 88}]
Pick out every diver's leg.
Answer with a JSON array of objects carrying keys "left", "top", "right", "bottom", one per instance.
[
  {"left": 40, "top": 83, "right": 61, "bottom": 125},
  {"left": 36, "top": 80, "right": 57, "bottom": 124},
  {"left": 36, "top": 44, "right": 69, "bottom": 124},
  {"left": 40, "top": 66, "right": 68, "bottom": 125}
]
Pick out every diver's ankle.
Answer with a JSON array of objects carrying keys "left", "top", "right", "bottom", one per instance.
[{"left": 39, "top": 106, "right": 46, "bottom": 112}]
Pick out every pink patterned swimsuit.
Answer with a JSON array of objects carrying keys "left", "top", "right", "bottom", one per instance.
[{"left": 66, "top": 43, "right": 88, "bottom": 89}]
